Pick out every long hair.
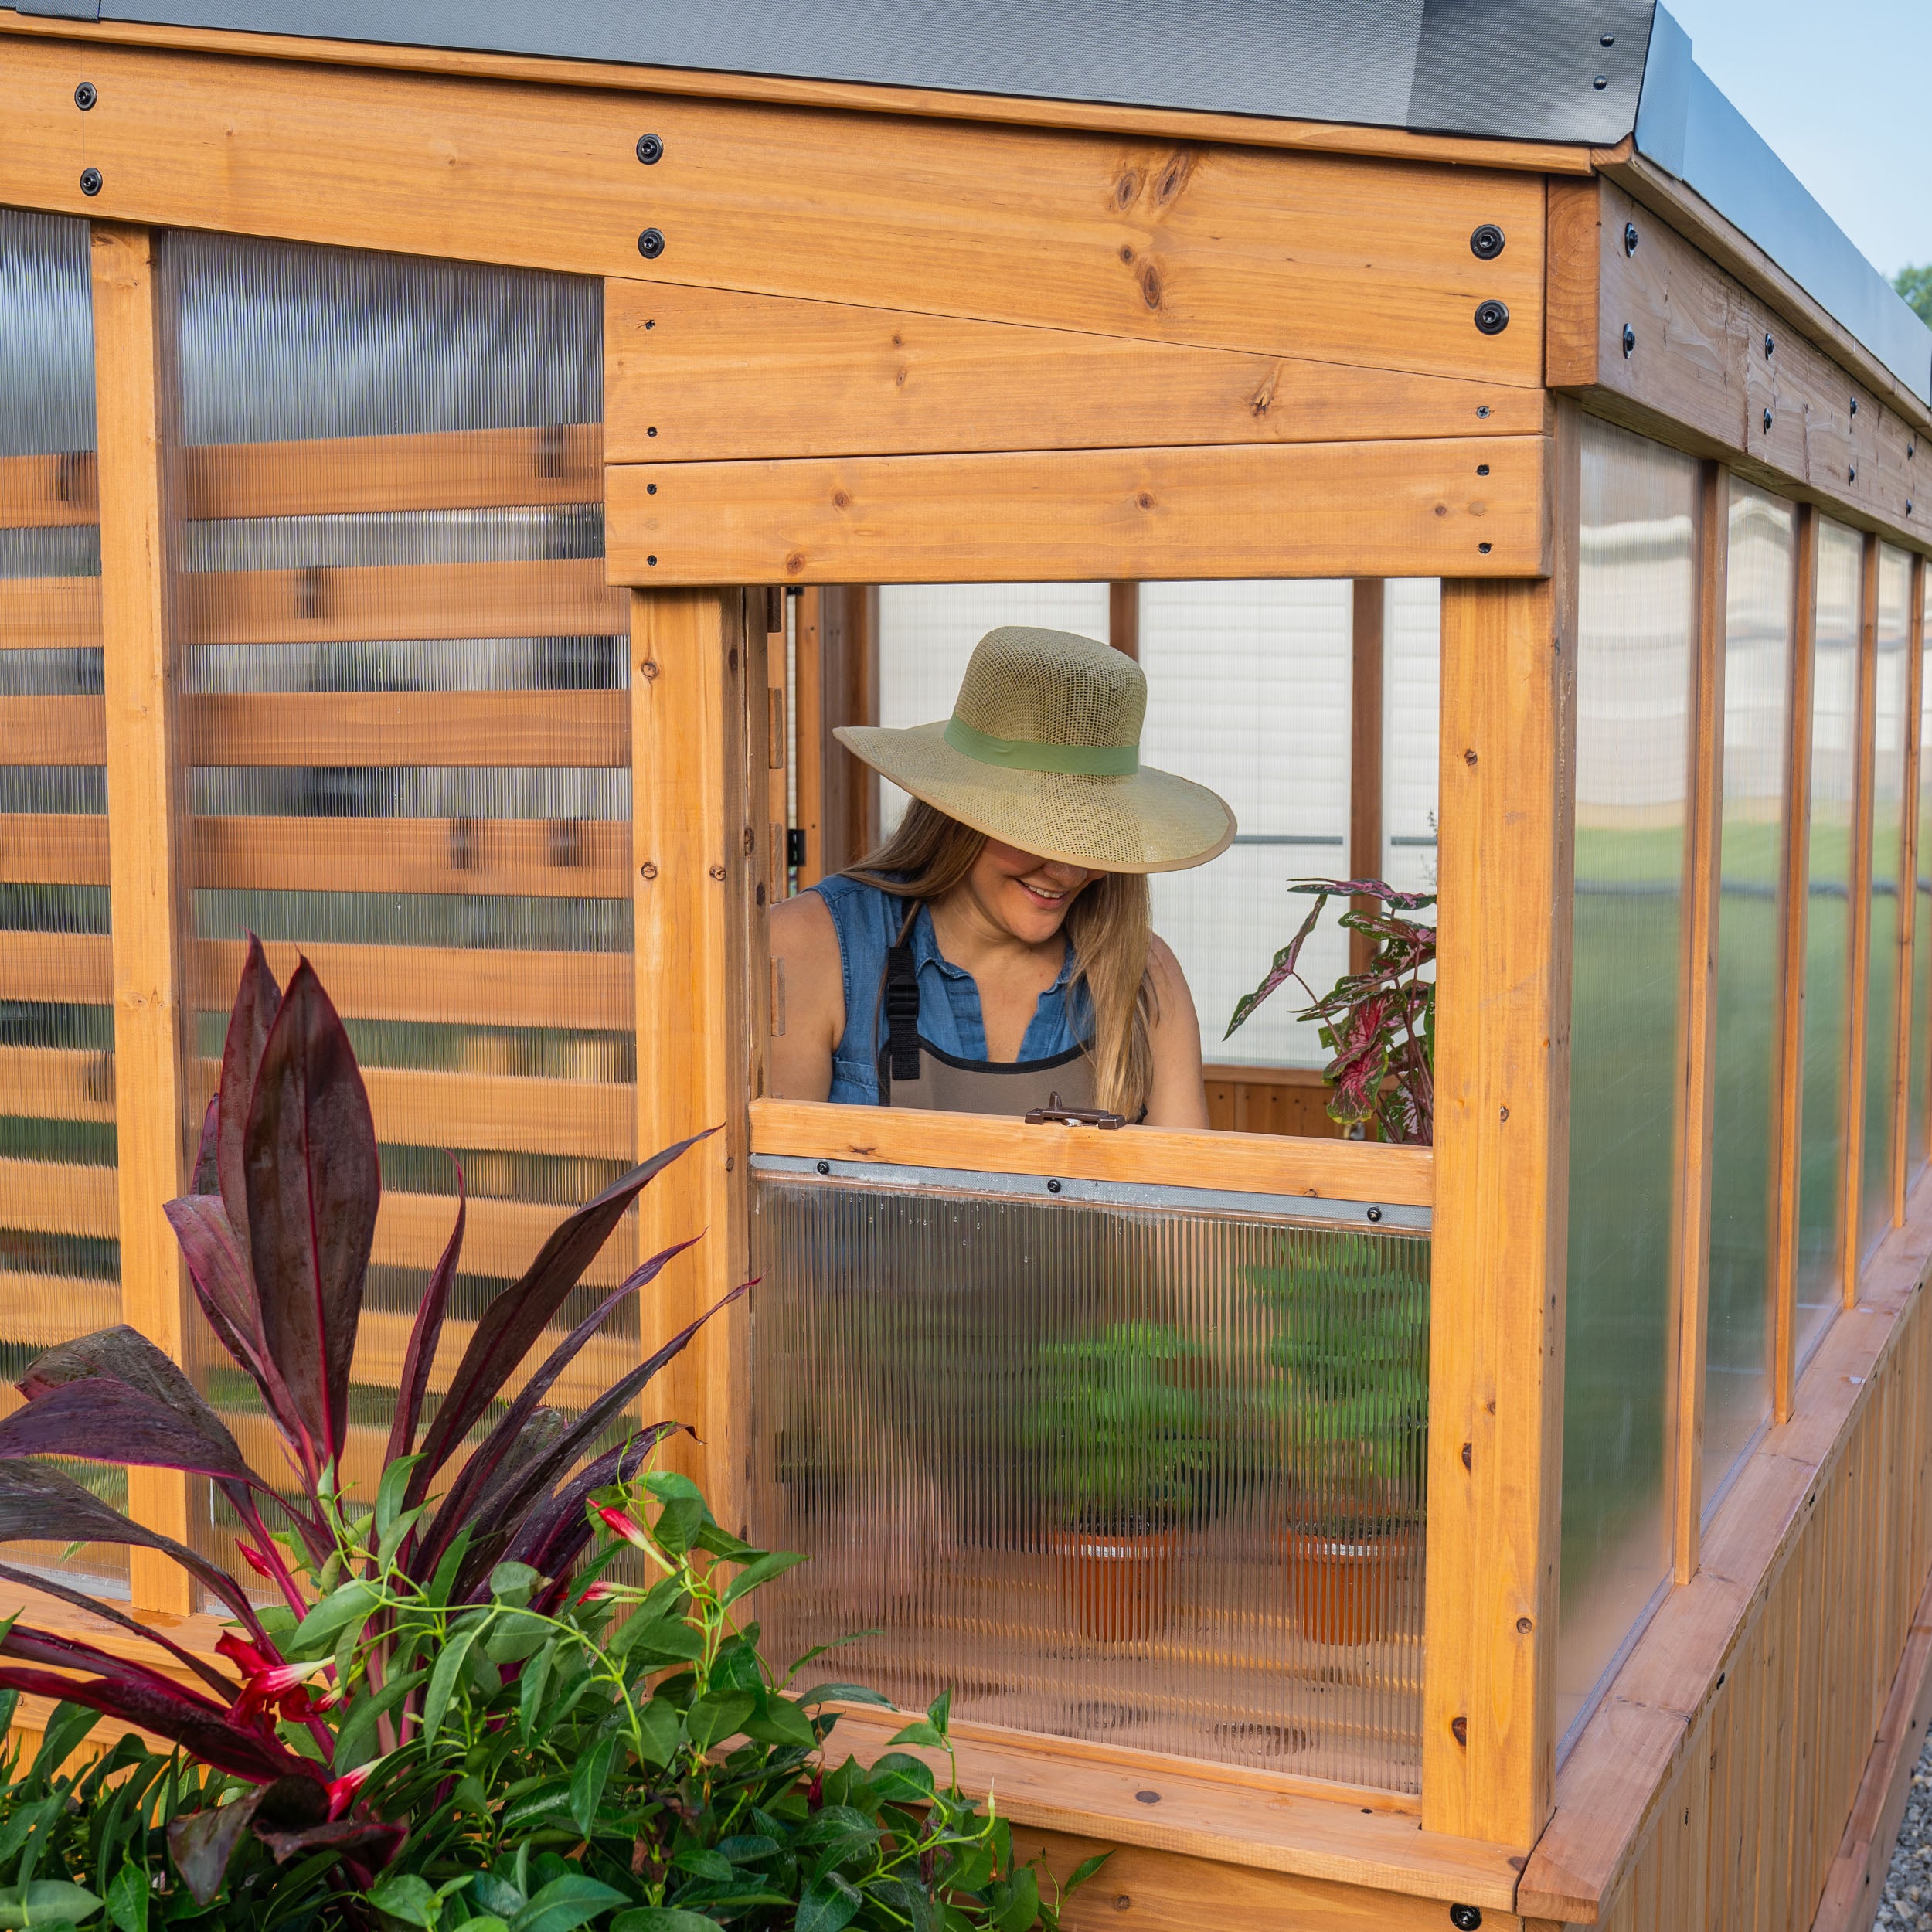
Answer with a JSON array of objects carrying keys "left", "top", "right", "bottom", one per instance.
[{"left": 845, "top": 799, "right": 1158, "bottom": 1118}]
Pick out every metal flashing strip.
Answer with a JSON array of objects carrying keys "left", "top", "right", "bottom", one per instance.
[{"left": 750, "top": 1151, "right": 1431, "bottom": 1234}]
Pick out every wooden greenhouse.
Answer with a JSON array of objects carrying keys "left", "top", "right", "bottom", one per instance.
[{"left": 0, "top": 1, "right": 1928, "bottom": 1926}]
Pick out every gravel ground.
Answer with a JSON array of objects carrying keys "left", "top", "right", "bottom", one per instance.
[{"left": 1878, "top": 1728, "right": 1932, "bottom": 1929}]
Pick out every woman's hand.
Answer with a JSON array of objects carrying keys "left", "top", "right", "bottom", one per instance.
[{"left": 1142, "top": 933, "right": 1211, "bottom": 1129}]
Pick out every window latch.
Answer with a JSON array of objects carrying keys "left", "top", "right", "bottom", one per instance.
[{"left": 1024, "top": 1093, "right": 1125, "bottom": 1130}]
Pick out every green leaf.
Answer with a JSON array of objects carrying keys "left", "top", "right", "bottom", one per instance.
[
  {"left": 505, "top": 1876, "right": 628, "bottom": 1932},
  {"left": 420, "top": 1614, "right": 486, "bottom": 1751},
  {"left": 794, "top": 1874, "right": 861, "bottom": 1932},
  {"left": 668, "top": 1848, "right": 733, "bottom": 1885},
  {"left": 0, "top": 1882, "right": 104, "bottom": 1929},
  {"left": 288, "top": 1578, "right": 381, "bottom": 1658},
  {"left": 611, "top": 1617, "right": 703, "bottom": 1666},
  {"left": 423, "top": 1527, "right": 474, "bottom": 1611},
  {"left": 375, "top": 1454, "right": 424, "bottom": 1543},
  {"left": 864, "top": 1754, "right": 934, "bottom": 1804},
  {"left": 632, "top": 1696, "right": 679, "bottom": 1770},
  {"left": 367, "top": 1874, "right": 438, "bottom": 1929},
  {"left": 741, "top": 1696, "right": 815, "bottom": 1750},
  {"left": 887, "top": 1719, "right": 945, "bottom": 1750},
  {"left": 100, "top": 1870, "right": 143, "bottom": 1932},
  {"left": 378, "top": 1504, "right": 428, "bottom": 1569},
  {"left": 991, "top": 1866, "right": 1040, "bottom": 1932},
  {"left": 925, "top": 1688, "right": 952, "bottom": 1736},
  {"left": 482, "top": 1610, "right": 550, "bottom": 1666},
  {"left": 331, "top": 1667, "right": 427, "bottom": 1774},
  {"left": 791, "top": 1682, "right": 893, "bottom": 1710},
  {"left": 718, "top": 1550, "right": 805, "bottom": 1607},
  {"left": 610, "top": 1913, "right": 719, "bottom": 1932},
  {"left": 488, "top": 1562, "right": 543, "bottom": 1609},
  {"left": 1065, "top": 1850, "right": 1113, "bottom": 1893},
  {"left": 683, "top": 1690, "right": 755, "bottom": 1753},
  {"left": 566, "top": 1734, "right": 615, "bottom": 1837},
  {"left": 518, "top": 1637, "right": 557, "bottom": 1744}
]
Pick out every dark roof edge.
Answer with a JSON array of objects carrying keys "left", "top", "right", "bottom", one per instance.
[{"left": 1634, "top": 4, "right": 1932, "bottom": 407}]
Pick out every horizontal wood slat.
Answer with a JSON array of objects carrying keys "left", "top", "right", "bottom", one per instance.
[
  {"left": 185, "top": 691, "right": 628, "bottom": 767},
  {"left": 193, "top": 815, "right": 629, "bottom": 896},
  {"left": 0, "top": 39, "right": 1545, "bottom": 386},
  {"left": 0, "top": 697, "right": 104, "bottom": 765},
  {"left": 0, "top": 1157, "right": 115, "bottom": 1238},
  {"left": 0, "top": 1046, "right": 114, "bottom": 1124},
  {"left": 748, "top": 1097, "right": 1433, "bottom": 1207},
  {"left": 0, "top": 427, "right": 604, "bottom": 527},
  {"left": 604, "top": 281, "right": 1549, "bottom": 464},
  {"left": 0, "top": 1275, "right": 119, "bottom": 1346},
  {"left": 0, "top": 815, "right": 109, "bottom": 886},
  {"left": 608, "top": 437, "right": 1546, "bottom": 586},
  {"left": 178, "top": 558, "right": 627, "bottom": 646},
  {"left": 0, "top": 931, "right": 111, "bottom": 1004},
  {"left": 0, "top": 577, "right": 101, "bottom": 650}
]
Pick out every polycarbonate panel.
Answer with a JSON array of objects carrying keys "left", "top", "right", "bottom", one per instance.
[
  {"left": 750, "top": 1172, "right": 1429, "bottom": 1790},
  {"left": 1795, "top": 521, "right": 1864, "bottom": 1361},
  {"left": 1915, "top": 591, "right": 1932, "bottom": 1184},
  {"left": 875, "top": 583, "right": 1110, "bottom": 836},
  {"left": 1860, "top": 548, "right": 1912, "bottom": 1260},
  {"left": 1140, "top": 582, "right": 1351, "bottom": 1067},
  {"left": 1559, "top": 418, "right": 1696, "bottom": 1747},
  {"left": 0, "top": 209, "right": 125, "bottom": 1588},
  {"left": 1383, "top": 580, "right": 1440, "bottom": 906},
  {"left": 159, "top": 234, "right": 631, "bottom": 1576},
  {"left": 1702, "top": 486, "right": 1794, "bottom": 1502}
]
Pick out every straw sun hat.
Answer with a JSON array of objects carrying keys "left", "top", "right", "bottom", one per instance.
[{"left": 834, "top": 626, "right": 1236, "bottom": 876}]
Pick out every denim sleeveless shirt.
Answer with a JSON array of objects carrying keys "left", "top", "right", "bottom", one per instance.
[{"left": 810, "top": 875, "right": 1090, "bottom": 1107}]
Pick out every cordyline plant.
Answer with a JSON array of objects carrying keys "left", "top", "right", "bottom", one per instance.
[
  {"left": 1226, "top": 878, "right": 1437, "bottom": 1146},
  {"left": 0, "top": 937, "right": 733, "bottom": 1901}
]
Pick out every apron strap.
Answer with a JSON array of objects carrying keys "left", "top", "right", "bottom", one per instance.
[{"left": 880, "top": 902, "right": 923, "bottom": 1088}]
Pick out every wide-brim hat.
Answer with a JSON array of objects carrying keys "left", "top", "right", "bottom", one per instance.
[{"left": 834, "top": 625, "right": 1236, "bottom": 875}]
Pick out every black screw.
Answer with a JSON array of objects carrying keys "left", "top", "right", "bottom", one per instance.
[
  {"left": 79, "top": 167, "right": 102, "bottom": 197},
  {"left": 73, "top": 81, "right": 97, "bottom": 110},
  {"left": 638, "top": 226, "right": 666, "bottom": 260},
  {"left": 647, "top": 555, "right": 658, "bottom": 566},
  {"left": 647, "top": 426, "right": 658, "bottom": 438},
  {"left": 1474, "top": 299, "right": 1510, "bottom": 335},
  {"left": 1450, "top": 1910, "right": 1483, "bottom": 1931},
  {"left": 1478, "top": 542, "right": 1493, "bottom": 555},
  {"left": 1477, "top": 464, "right": 1490, "bottom": 476},
  {"left": 1850, "top": 396, "right": 1859, "bottom": 416},
  {"left": 1849, "top": 466, "right": 1857, "bottom": 484},
  {"left": 1622, "top": 323, "right": 1636, "bottom": 357},
  {"left": 647, "top": 482, "right": 658, "bottom": 495},
  {"left": 1592, "top": 74, "right": 1608, "bottom": 90},
  {"left": 1600, "top": 30, "right": 1616, "bottom": 45},
  {"left": 1765, "top": 332, "right": 1775, "bottom": 357},
  {"left": 1624, "top": 221, "right": 1638, "bottom": 256},
  {"left": 636, "top": 132, "right": 663, "bottom": 164},
  {"left": 815, "top": 1160, "right": 830, "bottom": 1175},
  {"left": 1476, "top": 404, "right": 1492, "bottom": 418},
  {"left": 1134, "top": 1791, "right": 1160, "bottom": 1805},
  {"left": 1469, "top": 223, "right": 1505, "bottom": 261},
  {"left": 1046, "top": 1179, "right": 1063, "bottom": 1195},
  {"left": 1367, "top": 1206, "right": 1384, "bottom": 1223},
  {"left": 1764, "top": 409, "right": 1774, "bottom": 432}
]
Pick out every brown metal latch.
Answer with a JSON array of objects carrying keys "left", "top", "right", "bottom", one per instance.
[{"left": 1024, "top": 1091, "right": 1125, "bottom": 1130}]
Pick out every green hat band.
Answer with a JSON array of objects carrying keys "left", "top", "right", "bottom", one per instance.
[{"left": 944, "top": 716, "right": 1139, "bottom": 777}]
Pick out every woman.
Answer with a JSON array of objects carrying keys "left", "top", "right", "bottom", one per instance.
[{"left": 770, "top": 624, "right": 1236, "bottom": 1128}]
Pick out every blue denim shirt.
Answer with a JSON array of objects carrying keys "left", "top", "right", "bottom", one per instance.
[{"left": 811, "top": 875, "right": 1089, "bottom": 1105}]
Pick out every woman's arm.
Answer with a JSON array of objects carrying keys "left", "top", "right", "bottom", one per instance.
[
  {"left": 1141, "top": 932, "right": 1211, "bottom": 1130},
  {"left": 766, "top": 892, "right": 848, "bottom": 1103}
]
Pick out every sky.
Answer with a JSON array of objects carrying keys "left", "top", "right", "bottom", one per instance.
[{"left": 1658, "top": 0, "right": 1932, "bottom": 281}]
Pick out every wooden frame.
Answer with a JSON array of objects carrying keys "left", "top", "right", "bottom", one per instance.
[{"left": 1842, "top": 536, "right": 1883, "bottom": 1301}]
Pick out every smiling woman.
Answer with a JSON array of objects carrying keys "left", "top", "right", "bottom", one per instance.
[{"left": 766, "top": 625, "right": 1235, "bottom": 1126}]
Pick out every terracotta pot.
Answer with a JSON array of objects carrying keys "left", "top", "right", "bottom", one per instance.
[
  {"left": 1284, "top": 1532, "right": 1404, "bottom": 1646},
  {"left": 1047, "top": 1527, "right": 1181, "bottom": 1642}
]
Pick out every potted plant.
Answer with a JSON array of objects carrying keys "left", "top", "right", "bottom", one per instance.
[
  {"left": 1249, "top": 1233, "right": 1430, "bottom": 1645},
  {"left": 1226, "top": 876, "right": 1437, "bottom": 1145},
  {"left": 1026, "top": 1322, "right": 1215, "bottom": 1643}
]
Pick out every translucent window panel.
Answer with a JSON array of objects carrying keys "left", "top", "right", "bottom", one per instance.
[
  {"left": 1915, "top": 604, "right": 1932, "bottom": 1183},
  {"left": 1795, "top": 521, "right": 1864, "bottom": 1362},
  {"left": 1860, "top": 548, "right": 1913, "bottom": 1261},
  {"left": 0, "top": 210, "right": 124, "bottom": 1590},
  {"left": 1559, "top": 419, "right": 1696, "bottom": 1746},
  {"left": 876, "top": 583, "right": 1110, "bottom": 835},
  {"left": 750, "top": 1169, "right": 1429, "bottom": 1791},
  {"left": 1383, "top": 580, "right": 1440, "bottom": 906},
  {"left": 1141, "top": 581, "right": 1351, "bottom": 1067},
  {"left": 160, "top": 235, "right": 631, "bottom": 1577},
  {"left": 1702, "top": 487, "right": 1794, "bottom": 1502}
]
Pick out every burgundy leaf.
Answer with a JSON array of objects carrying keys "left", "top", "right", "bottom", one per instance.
[
  {"left": 256, "top": 1816, "right": 404, "bottom": 1869},
  {"left": 423, "top": 1236, "right": 698, "bottom": 1550},
  {"left": 383, "top": 1163, "right": 464, "bottom": 1469},
  {"left": 190, "top": 1094, "right": 220, "bottom": 1198},
  {"left": 0, "top": 1559, "right": 235, "bottom": 1698},
  {"left": 170, "top": 1788, "right": 268, "bottom": 1903},
  {"left": 512, "top": 1427, "right": 685, "bottom": 1590},
  {"left": 0, "top": 1377, "right": 260, "bottom": 1487},
  {"left": 245, "top": 958, "right": 379, "bottom": 1464},
  {"left": 411, "top": 1131, "right": 710, "bottom": 1499},
  {"left": 1290, "top": 876, "right": 1435, "bottom": 913},
  {"left": 217, "top": 934, "right": 283, "bottom": 1290}
]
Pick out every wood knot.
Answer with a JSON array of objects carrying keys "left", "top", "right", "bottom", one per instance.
[
  {"left": 1138, "top": 263, "right": 1162, "bottom": 311},
  {"left": 1451, "top": 1716, "right": 1468, "bottom": 1748},
  {"left": 708, "top": 864, "right": 726, "bottom": 882},
  {"left": 832, "top": 490, "right": 850, "bottom": 509},
  {"left": 1136, "top": 492, "right": 1155, "bottom": 511},
  {"left": 1153, "top": 151, "right": 1196, "bottom": 203},
  {"left": 1113, "top": 172, "right": 1140, "bottom": 210},
  {"left": 785, "top": 553, "right": 805, "bottom": 576}
]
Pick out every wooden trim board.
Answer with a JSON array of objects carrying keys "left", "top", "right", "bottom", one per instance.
[
  {"left": 606, "top": 437, "right": 1549, "bottom": 586},
  {"left": 0, "top": 814, "right": 109, "bottom": 886},
  {"left": 0, "top": 696, "right": 107, "bottom": 764},
  {"left": 747, "top": 1097, "right": 1432, "bottom": 1207},
  {"left": 1844, "top": 535, "right": 1883, "bottom": 1298}
]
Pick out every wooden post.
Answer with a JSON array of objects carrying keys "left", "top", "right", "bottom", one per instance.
[
  {"left": 790, "top": 585, "right": 878, "bottom": 886},
  {"left": 1349, "top": 579, "right": 1386, "bottom": 978},
  {"left": 1770, "top": 508, "right": 1820, "bottom": 1423},
  {"left": 1422, "top": 406, "right": 1578, "bottom": 1846},
  {"left": 91, "top": 223, "right": 193, "bottom": 1614},
  {"left": 1842, "top": 535, "right": 1881, "bottom": 1304},
  {"left": 632, "top": 588, "right": 758, "bottom": 1532},
  {"left": 1107, "top": 581, "right": 1141, "bottom": 660},
  {"left": 1669, "top": 463, "right": 1728, "bottom": 1583},
  {"left": 765, "top": 588, "right": 791, "bottom": 903},
  {"left": 1894, "top": 555, "right": 1925, "bottom": 1218}
]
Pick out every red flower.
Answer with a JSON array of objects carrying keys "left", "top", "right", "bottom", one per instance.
[
  {"left": 326, "top": 1764, "right": 371, "bottom": 1820},
  {"left": 596, "top": 1505, "right": 651, "bottom": 1553},
  {"left": 236, "top": 1543, "right": 277, "bottom": 1581},
  {"left": 216, "top": 1630, "right": 335, "bottom": 1729}
]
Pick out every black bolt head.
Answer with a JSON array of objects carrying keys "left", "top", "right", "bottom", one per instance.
[
  {"left": 1469, "top": 223, "right": 1505, "bottom": 261},
  {"left": 636, "top": 132, "right": 663, "bottom": 165},
  {"left": 1477, "top": 463, "right": 1491, "bottom": 476},
  {"left": 79, "top": 167, "right": 102, "bottom": 197},
  {"left": 73, "top": 81, "right": 97, "bottom": 111},
  {"left": 1624, "top": 221, "right": 1638, "bottom": 256},
  {"left": 1849, "top": 466, "right": 1857, "bottom": 483},
  {"left": 1474, "top": 298, "right": 1510, "bottom": 336},
  {"left": 1850, "top": 396, "right": 1859, "bottom": 416},
  {"left": 1366, "top": 1206, "right": 1384, "bottom": 1223},
  {"left": 637, "top": 226, "right": 666, "bottom": 260},
  {"left": 1476, "top": 404, "right": 1492, "bottom": 418},
  {"left": 1450, "top": 1909, "right": 1483, "bottom": 1932},
  {"left": 1046, "top": 1178, "right": 1063, "bottom": 1194},
  {"left": 1622, "top": 322, "right": 1636, "bottom": 357},
  {"left": 1478, "top": 542, "right": 1493, "bottom": 554},
  {"left": 815, "top": 1160, "right": 830, "bottom": 1175},
  {"left": 1764, "top": 409, "right": 1774, "bottom": 433},
  {"left": 1600, "top": 30, "right": 1616, "bottom": 45},
  {"left": 1765, "top": 332, "right": 1775, "bottom": 356},
  {"left": 1592, "top": 73, "right": 1608, "bottom": 90}
]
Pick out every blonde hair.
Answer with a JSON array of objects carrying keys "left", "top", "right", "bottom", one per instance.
[{"left": 845, "top": 800, "right": 1158, "bottom": 1118}]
